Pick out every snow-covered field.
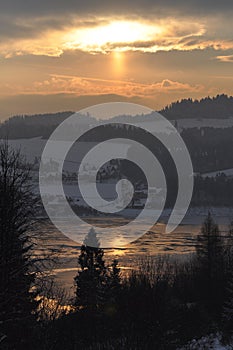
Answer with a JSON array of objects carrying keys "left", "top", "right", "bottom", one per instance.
[
  {"left": 7, "top": 138, "right": 130, "bottom": 172},
  {"left": 136, "top": 117, "right": 233, "bottom": 133},
  {"left": 179, "top": 334, "right": 231, "bottom": 349},
  {"left": 173, "top": 117, "right": 233, "bottom": 130}
]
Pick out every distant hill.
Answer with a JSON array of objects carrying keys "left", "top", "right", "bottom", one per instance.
[
  {"left": 1, "top": 94, "right": 233, "bottom": 139},
  {"left": 0, "top": 111, "right": 96, "bottom": 139}
]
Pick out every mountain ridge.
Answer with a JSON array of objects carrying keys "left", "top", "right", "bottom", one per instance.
[{"left": 1, "top": 94, "right": 233, "bottom": 139}]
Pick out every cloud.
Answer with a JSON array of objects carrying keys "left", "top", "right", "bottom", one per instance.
[
  {"left": 216, "top": 55, "right": 233, "bottom": 62},
  {"left": 0, "top": 74, "right": 210, "bottom": 119},
  {"left": 0, "top": 1, "right": 231, "bottom": 118},
  {"left": 1, "top": 0, "right": 233, "bottom": 18},
  {"left": 0, "top": 73, "right": 204, "bottom": 105},
  {"left": 15, "top": 74, "right": 204, "bottom": 97},
  {"left": 0, "top": 17, "right": 233, "bottom": 58},
  {"left": 0, "top": 1, "right": 232, "bottom": 57}
]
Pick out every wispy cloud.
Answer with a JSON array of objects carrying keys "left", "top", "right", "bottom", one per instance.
[
  {"left": 216, "top": 55, "right": 233, "bottom": 62},
  {"left": 0, "top": 74, "right": 203, "bottom": 97},
  {"left": 31, "top": 75, "right": 204, "bottom": 97}
]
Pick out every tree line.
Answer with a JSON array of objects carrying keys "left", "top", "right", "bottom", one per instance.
[
  {"left": 161, "top": 94, "right": 233, "bottom": 120},
  {"left": 1, "top": 94, "right": 233, "bottom": 139}
]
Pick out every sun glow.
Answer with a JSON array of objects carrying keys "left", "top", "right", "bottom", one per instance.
[
  {"left": 64, "top": 21, "right": 162, "bottom": 53},
  {"left": 111, "top": 51, "right": 125, "bottom": 76},
  {"left": 111, "top": 236, "right": 128, "bottom": 251}
]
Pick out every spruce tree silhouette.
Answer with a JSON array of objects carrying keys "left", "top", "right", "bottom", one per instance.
[
  {"left": 196, "top": 212, "right": 225, "bottom": 317},
  {"left": 74, "top": 228, "right": 108, "bottom": 312}
]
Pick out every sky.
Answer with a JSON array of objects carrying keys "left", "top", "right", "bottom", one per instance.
[{"left": 0, "top": 0, "right": 233, "bottom": 119}]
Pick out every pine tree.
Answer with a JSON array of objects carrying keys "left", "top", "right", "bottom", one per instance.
[
  {"left": 83, "top": 227, "right": 100, "bottom": 248},
  {"left": 0, "top": 143, "right": 37, "bottom": 348},
  {"left": 104, "top": 259, "right": 121, "bottom": 316},
  {"left": 74, "top": 228, "right": 108, "bottom": 312},
  {"left": 74, "top": 230, "right": 122, "bottom": 315},
  {"left": 108, "top": 259, "right": 121, "bottom": 301},
  {"left": 195, "top": 212, "right": 225, "bottom": 316}
]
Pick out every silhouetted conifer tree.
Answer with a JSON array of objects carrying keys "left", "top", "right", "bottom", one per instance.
[
  {"left": 74, "top": 228, "right": 108, "bottom": 312},
  {"left": 0, "top": 143, "right": 37, "bottom": 348},
  {"left": 195, "top": 213, "right": 225, "bottom": 317}
]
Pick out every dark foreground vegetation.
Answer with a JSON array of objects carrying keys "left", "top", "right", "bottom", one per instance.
[{"left": 2, "top": 144, "right": 233, "bottom": 349}]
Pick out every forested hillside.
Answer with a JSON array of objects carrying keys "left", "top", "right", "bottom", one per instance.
[
  {"left": 161, "top": 94, "right": 233, "bottom": 120},
  {"left": 1, "top": 94, "right": 233, "bottom": 139}
]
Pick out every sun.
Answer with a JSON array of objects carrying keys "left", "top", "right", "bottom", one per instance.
[{"left": 64, "top": 20, "right": 162, "bottom": 53}]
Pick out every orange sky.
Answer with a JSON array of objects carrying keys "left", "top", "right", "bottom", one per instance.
[{"left": 0, "top": 1, "right": 233, "bottom": 119}]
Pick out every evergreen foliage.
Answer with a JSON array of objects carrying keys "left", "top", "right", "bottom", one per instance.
[{"left": 0, "top": 143, "right": 38, "bottom": 348}]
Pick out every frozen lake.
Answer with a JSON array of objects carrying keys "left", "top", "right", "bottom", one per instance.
[{"left": 33, "top": 208, "right": 233, "bottom": 293}]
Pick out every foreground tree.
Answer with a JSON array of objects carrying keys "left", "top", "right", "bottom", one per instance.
[
  {"left": 74, "top": 228, "right": 108, "bottom": 312},
  {"left": 195, "top": 212, "right": 225, "bottom": 317},
  {"left": 221, "top": 223, "right": 233, "bottom": 343},
  {"left": 74, "top": 228, "right": 121, "bottom": 314},
  {"left": 0, "top": 143, "right": 37, "bottom": 348}
]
